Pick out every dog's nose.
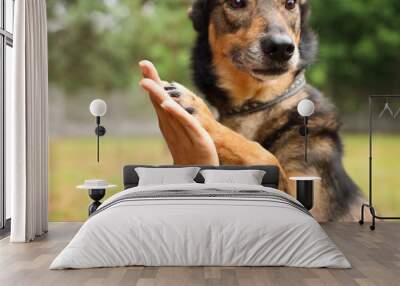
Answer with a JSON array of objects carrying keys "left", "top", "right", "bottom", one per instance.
[{"left": 261, "top": 35, "right": 295, "bottom": 62}]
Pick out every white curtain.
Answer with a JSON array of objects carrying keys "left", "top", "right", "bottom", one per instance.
[{"left": 7, "top": 0, "right": 49, "bottom": 242}]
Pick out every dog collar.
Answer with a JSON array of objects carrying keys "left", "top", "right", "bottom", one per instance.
[{"left": 221, "top": 73, "right": 306, "bottom": 118}]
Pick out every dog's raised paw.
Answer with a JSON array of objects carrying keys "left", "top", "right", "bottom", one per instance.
[
  {"left": 163, "top": 82, "right": 214, "bottom": 128},
  {"left": 166, "top": 85, "right": 196, "bottom": 110}
]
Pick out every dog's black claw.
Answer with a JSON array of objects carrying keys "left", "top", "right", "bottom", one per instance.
[
  {"left": 164, "top": 86, "right": 176, "bottom": 91},
  {"left": 185, "top": 107, "right": 196, "bottom": 115},
  {"left": 168, "top": 91, "right": 181, "bottom": 98}
]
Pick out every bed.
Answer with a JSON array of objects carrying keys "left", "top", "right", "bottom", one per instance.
[{"left": 50, "top": 165, "right": 350, "bottom": 269}]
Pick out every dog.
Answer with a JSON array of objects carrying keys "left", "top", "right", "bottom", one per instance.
[{"left": 167, "top": 0, "right": 363, "bottom": 221}]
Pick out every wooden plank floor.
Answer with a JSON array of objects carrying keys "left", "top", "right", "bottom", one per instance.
[{"left": 0, "top": 222, "right": 399, "bottom": 286}]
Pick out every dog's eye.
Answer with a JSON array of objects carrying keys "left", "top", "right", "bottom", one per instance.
[
  {"left": 227, "top": 0, "right": 247, "bottom": 9},
  {"left": 285, "top": 0, "right": 297, "bottom": 10}
]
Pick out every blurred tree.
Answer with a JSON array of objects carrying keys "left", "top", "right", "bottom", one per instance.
[
  {"left": 47, "top": 0, "right": 400, "bottom": 114},
  {"left": 47, "top": 0, "right": 194, "bottom": 93},
  {"left": 308, "top": 0, "right": 400, "bottom": 112}
]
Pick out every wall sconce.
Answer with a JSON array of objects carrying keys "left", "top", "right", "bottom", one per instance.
[
  {"left": 292, "top": 99, "right": 318, "bottom": 211},
  {"left": 90, "top": 99, "right": 107, "bottom": 163},
  {"left": 297, "top": 99, "right": 315, "bottom": 163}
]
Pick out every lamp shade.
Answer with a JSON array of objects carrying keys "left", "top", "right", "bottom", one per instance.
[
  {"left": 297, "top": 99, "right": 315, "bottom": 117},
  {"left": 90, "top": 99, "right": 107, "bottom": 117}
]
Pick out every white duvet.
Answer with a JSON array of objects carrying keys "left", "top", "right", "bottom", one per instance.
[{"left": 50, "top": 183, "right": 351, "bottom": 269}]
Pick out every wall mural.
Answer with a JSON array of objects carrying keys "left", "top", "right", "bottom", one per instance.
[{"left": 47, "top": 1, "right": 400, "bottom": 222}]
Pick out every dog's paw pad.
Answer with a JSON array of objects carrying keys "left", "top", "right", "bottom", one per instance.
[
  {"left": 185, "top": 107, "right": 196, "bottom": 115},
  {"left": 168, "top": 90, "right": 181, "bottom": 98},
  {"left": 164, "top": 85, "right": 176, "bottom": 91}
]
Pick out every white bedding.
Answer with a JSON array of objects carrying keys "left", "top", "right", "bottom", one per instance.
[{"left": 50, "top": 183, "right": 351, "bottom": 269}]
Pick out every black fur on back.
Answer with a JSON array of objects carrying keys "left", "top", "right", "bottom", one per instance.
[
  {"left": 190, "top": 0, "right": 318, "bottom": 109},
  {"left": 304, "top": 87, "right": 362, "bottom": 220},
  {"left": 298, "top": 2, "right": 318, "bottom": 70}
]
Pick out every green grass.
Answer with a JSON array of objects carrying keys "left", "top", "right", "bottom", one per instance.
[
  {"left": 49, "top": 137, "right": 172, "bottom": 221},
  {"left": 342, "top": 134, "right": 400, "bottom": 217},
  {"left": 49, "top": 135, "right": 400, "bottom": 221}
]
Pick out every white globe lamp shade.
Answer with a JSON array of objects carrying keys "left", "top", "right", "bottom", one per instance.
[
  {"left": 297, "top": 99, "right": 315, "bottom": 117},
  {"left": 90, "top": 99, "right": 107, "bottom": 117}
]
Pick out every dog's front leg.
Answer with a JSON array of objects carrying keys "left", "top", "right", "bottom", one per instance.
[
  {"left": 167, "top": 83, "right": 288, "bottom": 191},
  {"left": 208, "top": 122, "right": 289, "bottom": 191}
]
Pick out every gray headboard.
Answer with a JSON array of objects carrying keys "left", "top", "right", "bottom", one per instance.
[{"left": 123, "top": 165, "right": 280, "bottom": 189}]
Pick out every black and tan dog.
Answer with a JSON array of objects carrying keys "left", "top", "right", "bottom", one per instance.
[{"left": 168, "top": 0, "right": 362, "bottom": 221}]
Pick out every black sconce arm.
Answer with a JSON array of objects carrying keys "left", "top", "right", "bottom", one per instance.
[{"left": 94, "top": 117, "right": 106, "bottom": 162}]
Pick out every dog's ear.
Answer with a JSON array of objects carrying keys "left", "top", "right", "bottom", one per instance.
[
  {"left": 299, "top": 0, "right": 311, "bottom": 23},
  {"left": 189, "top": 0, "right": 210, "bottom": 33},
  {"left": 299, "top": 0, "right": 318, "bottom": 68}
]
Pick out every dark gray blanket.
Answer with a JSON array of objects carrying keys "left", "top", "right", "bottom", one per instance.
[{"left": 92, "top": 189, "right": 310, "bottom": 217}]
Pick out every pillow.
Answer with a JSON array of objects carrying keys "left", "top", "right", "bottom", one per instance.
[
  {"left": 200, "top": 169, "right": 266, "bottom": 185},
  {"left": 135, "top": 167, "right": 200, "bottom": 186}
]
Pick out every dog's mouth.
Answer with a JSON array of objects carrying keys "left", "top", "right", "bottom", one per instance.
[
  {"left": 252, "top": 67, "right": 289, "bottom": 76},
  {"left": 230, "top": 47, "right": 294, "bottom": 80}
]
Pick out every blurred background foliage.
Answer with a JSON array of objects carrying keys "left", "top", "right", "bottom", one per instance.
[
  {"left": 309, "top": 0, "right": 400, "bottom": 113},
  {"left": 47, "top": 0, "right": 400, "bottom": 114},
  {"left": 47, "top": 0, "right": 194, "bottom": 94}
]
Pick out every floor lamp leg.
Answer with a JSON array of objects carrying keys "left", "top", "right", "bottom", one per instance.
[{"left": 359, "top": 204, "right": 366, "bottom": 225}]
